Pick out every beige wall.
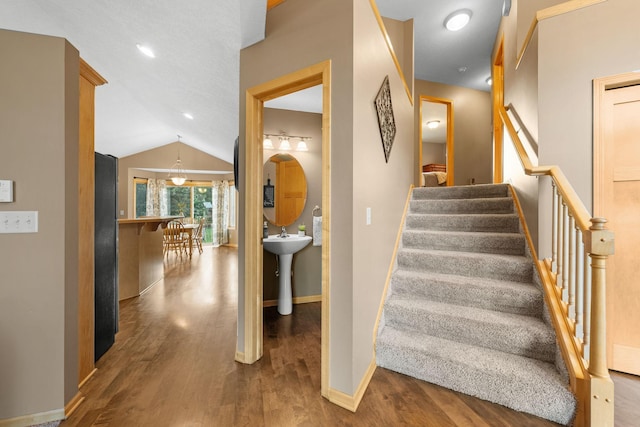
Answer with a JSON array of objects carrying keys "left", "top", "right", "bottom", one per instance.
[
  {"left": 0, "top": 29, "right": 79, "bottom": 420},
  {"left": 381, "top": 16, "right": 414, "bottom": 97},
  {"left": 500, "top": 0, "right": 640, "bottom": 258},
  {"left": 239, "top": 0, "right": 414, "bottom": 395},
  {"left": 262, "top": 108, "right": 322, "bottom": 301},
  {"left": 414, "top": 79, "right": 493, "bottom": 186},
  {"left": 423, "top": 142, "right": 446, "bottom": 165}
]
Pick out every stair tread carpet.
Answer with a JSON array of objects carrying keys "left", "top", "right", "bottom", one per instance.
[
  {"left": 397, "top": 248, "right": 533, "bottom": 283},
  {"left": 376, "top": 184, "right": 575, "bottom": 425},
  {"left": 406, "top": 213, "right": 520, "bottom": 233},
  {"left": 376, "top": 327, "right": 576, "bottom": 426},
  {"left": 391, "top": 269, "right": 542, "bottom": 316},
  {"left": 383, "top": 296, "right": 555, "bottom": 362},
  {"left": 402, "top": 229, "right": 525, "bottom": 255}
]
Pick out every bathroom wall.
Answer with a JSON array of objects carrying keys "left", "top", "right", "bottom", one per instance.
[{"left": 262, "top": 108, "right": 322, "bottom": 302}]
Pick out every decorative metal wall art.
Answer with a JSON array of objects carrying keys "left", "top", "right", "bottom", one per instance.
[{"left": 374, "top": 75, "right": 396, "bottom": 163}]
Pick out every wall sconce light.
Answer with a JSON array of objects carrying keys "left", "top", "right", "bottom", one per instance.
[
  {"left": 426, "top": 120, "right": 440, "bottom": 129},
  {"left": 168, "top": 135, "right": 187, "bottom": 186},
  {"left": 296, "top": 137, "right": 309, "bottom": 151},
  {"left": 279, "top": 136, "right": 292, "bottom": 151},
  {"left": 263, "top": 135, "right": 274, "bottom": 149},
  {"left": 444, "top": 9, "right": 472, "bottom": 31},
  {"left": 486, "top": 77, "right": 493, "bottom": 86}
]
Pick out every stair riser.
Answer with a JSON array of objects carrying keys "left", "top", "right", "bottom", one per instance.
[
  {"left": 403, "top": 231, "right": 525, "bottom": 255},
  {"left": 376, "top": 338, "right": 575, "bottom": 426},
  {"left": 412, "top": 184, "right": 509, "bottom": 200},
  {"left": 410, "top": 198, "right": 514, "bottom": 215},
  {"left": 391, "top": 274, "right": 542, "bottom": 316},
  {"left": 406, "top": 214, "right": 520, "bottom": 233},
  {"left": 397, "top": 250, "right": 533, "bottom": 283},
  {"left": 383, "top": 301, "right": 555, "bottom": 362}
]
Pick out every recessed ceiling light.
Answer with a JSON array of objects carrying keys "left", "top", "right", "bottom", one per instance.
[
  {"left": 183, "top": 112, "right": 194, "bottom": 120},
  {"left": 426, "top": 120, "right": 440, "bottom": 129},
  {"left": 444, "top": 9, "right": 472, "bottom": 32},
  {"left": 486, "top": 77, "right": 493, "bottom": 86},
  {"left": 136, "top": 43, "right": 155, "bottom": 58}
]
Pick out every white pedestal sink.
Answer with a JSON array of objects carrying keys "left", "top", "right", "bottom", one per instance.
[{"left": 263, "top": 234, "right": 312, "bottom": 315}]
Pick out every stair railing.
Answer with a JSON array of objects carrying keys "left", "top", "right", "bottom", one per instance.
[{"left": 499, "top": 105, "right": 614, "bottom": 427}]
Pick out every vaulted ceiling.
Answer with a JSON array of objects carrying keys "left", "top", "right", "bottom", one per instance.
[{"left": 0, "top": 0, "right": 503, "bottom": 163}]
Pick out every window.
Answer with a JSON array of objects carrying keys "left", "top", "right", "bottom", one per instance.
[{"left": 134, "top": 178, "right": 148, "bottom": 217}]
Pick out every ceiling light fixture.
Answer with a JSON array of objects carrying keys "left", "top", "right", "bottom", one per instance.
[
  {"left": 168, "top": 135, "right": 187, "bottom": 186},
  {"left": 444, "top": 9, "right": 472, "bottom": 32},
  {"left": 183, "top": 112, "right": 194, "bottom": 120},
  {"left": 458, "top": 66, "right": 468, "bottom": 73},
  {"left": 426, "top": 120, "right": 440, "bottom": 129},
  {"left": 136, "top": 43, "right": 155, "bottom": 58}
]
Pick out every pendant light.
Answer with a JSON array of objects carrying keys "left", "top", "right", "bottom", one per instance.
[{"left": 168, "top": 135, "right": 187, "bottom": 186}]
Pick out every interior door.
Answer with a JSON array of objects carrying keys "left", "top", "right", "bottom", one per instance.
[{"left": 601, "top": 84, "right": 640, "bottom": 375}]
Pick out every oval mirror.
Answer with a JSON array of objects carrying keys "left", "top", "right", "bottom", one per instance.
[{"left": 263, "top": 153, "right": 307, "bottom": 226}]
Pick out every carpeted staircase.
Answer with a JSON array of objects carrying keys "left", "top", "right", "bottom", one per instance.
[{"left": 376, "top": 184, "right": 576, "bottom": 425}]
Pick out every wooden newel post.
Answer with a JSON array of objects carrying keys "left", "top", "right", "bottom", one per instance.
[{"left": 585, "top": 217, "right": 615, "bottom": 426}]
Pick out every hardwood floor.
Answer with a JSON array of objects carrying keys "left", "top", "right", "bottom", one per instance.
[{"left": 61, "top": 246, "right": 639, "bottom": 426}]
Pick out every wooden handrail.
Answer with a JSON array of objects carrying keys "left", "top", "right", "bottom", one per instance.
[{"left": 499, "top": 104, "right": 614, "bottom": 426}]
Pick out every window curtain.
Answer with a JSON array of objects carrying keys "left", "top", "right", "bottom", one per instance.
[
  {"left": 211, "top": 180, "right": 229, "bottom": 246},
  {"left": 146, "top": 178, "right": 167, "bottom": 216}
]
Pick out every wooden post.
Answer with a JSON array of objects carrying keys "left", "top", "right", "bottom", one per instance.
[{"left": 586, "top": 218, "right": 614, "bottom": 426}]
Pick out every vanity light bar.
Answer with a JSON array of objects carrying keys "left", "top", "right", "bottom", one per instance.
[{"left": 263, "top": 134, "right": 312, "bottom": 151}]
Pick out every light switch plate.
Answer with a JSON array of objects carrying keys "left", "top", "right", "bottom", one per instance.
[
  {"left": 0, "top": 211, "right": 38, "bottom": 233},
  {"left": 0, "top": 180, "right": 13, "bottom": 202}
]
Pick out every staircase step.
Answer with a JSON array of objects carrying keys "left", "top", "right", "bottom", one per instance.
[
  {"left": 383, "top": 297, "right": 555, "bottom": 362},
  {"left": 391, "top": 270, "right": 543, "bottom": 316},
  {"left": 406, "top": 213, "right": 520, "bottom": 233},
  {"left": 412, "top": 184, "right": 510, "bottom": 200},
  {"left": 402, "top": 230, "right": 525, "bottom": 255},
  {"left": 376, "top": 327, "right": 576, "bottom": 426},
  {"left": 397, "top": 248, "right": 533, "bottom": 283},
  {"left": 410, "top": 197, "right": 514, "bottom": 215}
]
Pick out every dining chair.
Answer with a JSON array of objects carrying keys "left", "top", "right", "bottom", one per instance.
[
  {"left": 164, "top": 220, "right": 187, "bottom": 258},
  {"left": 193, "top": 218, "right": 205, "bottom": 254}
]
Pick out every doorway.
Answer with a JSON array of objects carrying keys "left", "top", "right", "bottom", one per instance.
[
  {"left": 492, "top": 37, "right": 505, "bottom": 183},
  {"left": 241, "top": 60, "right": 331, "bottom": 397},
  {"left": 419, "top": 96, "right": 453, "bottom": 186},
  {"left": 594, "top": 72, "right": 640, "bottom": 376}
]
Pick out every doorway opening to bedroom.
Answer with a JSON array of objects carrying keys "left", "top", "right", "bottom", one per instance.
[{"left": 419, "top": 96, "right": 453, "bottom": 186}]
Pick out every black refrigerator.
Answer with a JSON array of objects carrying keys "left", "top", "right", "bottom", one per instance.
[{"left": 95, "top": 152, "right": 118, "bottom": 361}]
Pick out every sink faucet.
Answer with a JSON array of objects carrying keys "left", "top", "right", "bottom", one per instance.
[{"left": 279, "top": 226, "right": 288, "bottom": 238}]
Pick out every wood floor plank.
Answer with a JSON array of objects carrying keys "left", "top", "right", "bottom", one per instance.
[{"left": 60, "top": 246, "right": 640, "bottom": 426}]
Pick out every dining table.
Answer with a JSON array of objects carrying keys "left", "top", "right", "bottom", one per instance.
[{"left": 181, "top": 223, "right": 199, "bottom": 259}]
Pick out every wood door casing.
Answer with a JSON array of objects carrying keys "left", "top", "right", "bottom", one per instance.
[{"left": 600, "top": 83, "right": 640, "bottom": 375}]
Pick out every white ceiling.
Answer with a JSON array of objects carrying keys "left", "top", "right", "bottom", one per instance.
[{"left": 0, "top": 0, "right": 503, "bottom": 163}]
